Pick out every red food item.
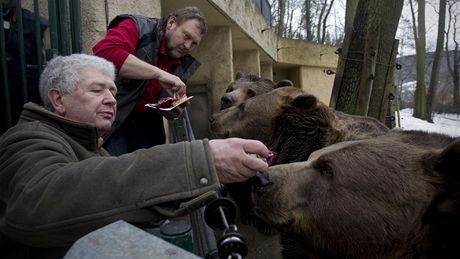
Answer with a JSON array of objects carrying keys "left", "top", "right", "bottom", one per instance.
[
  {"left": 267, "top": 151, "right": 277, "bottom": 166},
  {"left": 153, "top": 97, "right": 177, "bottom": 109}
]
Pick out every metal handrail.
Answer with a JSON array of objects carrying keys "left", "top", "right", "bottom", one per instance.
[{"left": 172, "top": 109, "right": 219, "bottom": 258}]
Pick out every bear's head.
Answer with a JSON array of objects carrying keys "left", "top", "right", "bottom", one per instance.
[
  {"left": 210, "top": 86, "right": 306, "bottom": 144},
  {"left": 220, "top": 72, "right": 293, "bottom": 110},
  {"left": 253, "top": 131, "right": 460, "bottom": 258},
  {"left": 269, "top": 98, "right": 389, "bottom": 164},
  {"left": 210, "top": 85, "right": 388, "bottom": 158}
]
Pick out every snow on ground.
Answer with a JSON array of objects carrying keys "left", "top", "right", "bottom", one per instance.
[{"left": 398, "top": 108, "right": 460, "bottom": 137}]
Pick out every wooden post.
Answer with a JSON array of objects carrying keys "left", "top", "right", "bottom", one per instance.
[
  {"left": 383, "top": 40, "right": 400, "bottom": 127},
  {"left": 355, "top": 32, "right": 379, "bottom": 115}
]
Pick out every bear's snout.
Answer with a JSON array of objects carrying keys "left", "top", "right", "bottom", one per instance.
[
  {"left": 220, "top": 94, "right": 234, "bottom": 110},
  {"left": 252, "top": 171, "right": 271, "bottom": 190}
]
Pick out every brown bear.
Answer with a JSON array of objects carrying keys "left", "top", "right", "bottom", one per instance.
[
  {"left": 209, "top": 86, "right": 390, "bottom": 233},
  {"left": 253, "top": 130, "right": 460, "bottom": 258},
  {"left": 220, "top": 72, "right": 293, "bottom": 110}
]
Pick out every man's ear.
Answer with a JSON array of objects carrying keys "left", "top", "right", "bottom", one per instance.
[
  {"left": 166, "top": 17, "right": 176, "bottom": 30},
  {"left": 48, "top": 89, "right": 66, "bottom": 116}
]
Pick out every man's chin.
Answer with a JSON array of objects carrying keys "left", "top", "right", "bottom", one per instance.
[
  {"left": 96, "top": 123, "right": 113, "bottom": 135},
  {"left": 169, "top": 50, "right": 185, "bottom": 58}
]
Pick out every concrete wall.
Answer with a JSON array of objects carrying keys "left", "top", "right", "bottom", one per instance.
[
  {"left": 300, "top": 66, "right": 335, "bottom": 104},
  {"left": 209, "top": 0, "right": 277, "bottom": 61},
  {"left": 81, "top": 0, "right": 161, "bottom": 54},
  {"left": 260, "top": 63, "right": 273, "bottom": 80},
  {"left": 233, "top": 50, "right": 261, "bottom": 77},
  {"left": 275, "top": 38, "right": 338, "bottom": 103},
  {"left": 277, "top": 38, "right": 338, "bottom": 68},
  {"left": 188, "top": 26, "right": 233, "bottom": 113}
]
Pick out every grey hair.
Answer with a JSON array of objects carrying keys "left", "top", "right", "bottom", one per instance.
[{"left": 39, "top": 54, "right": 115, "bottom": 109}]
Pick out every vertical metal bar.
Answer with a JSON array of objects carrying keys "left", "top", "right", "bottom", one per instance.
[
  {"left": 47, "top": 0, "right": 59, "bottom": 58},
  {"left": 181, "top": 110, "right": 219, "bottom": 258},
  {"left": 58, "top": 0, "right": 70, "bottom": 55},
  {"left": 0, "top": 4, "right": 12, "bottom": 128},
  {"left": 70, "top": 0, "right": 82, "bottom": 53},
  {"left": 33, "top": 0, "right": 43, "bottom": 74},
  {"left": 15, "top": 0, "right": 28, "bottom": 102}
]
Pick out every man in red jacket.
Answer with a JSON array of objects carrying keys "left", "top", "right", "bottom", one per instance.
[{"left": 93, "top": 6, "right": 207, "bottom": 155}]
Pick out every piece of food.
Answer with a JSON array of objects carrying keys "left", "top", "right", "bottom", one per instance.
[
  {"left": 266, "top": 150, "right": 277, "bottom": 165},
  {"left": 172, "top": 95, "right": 190, "bottom": 107},
  {"left": 153, "top": 97, "right": 176, "bottom": 109},
  {"left": 146, "top": 96, "right": 193, "bottom": 110}
]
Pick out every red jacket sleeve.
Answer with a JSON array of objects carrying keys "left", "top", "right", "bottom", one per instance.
[{"left": 92, "top": 18, "right": 139, "bottom": 72}]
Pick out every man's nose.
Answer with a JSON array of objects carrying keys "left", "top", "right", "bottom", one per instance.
[
  {"left": 184, "top": 40, "right": 193, "bottom": 50},
  {"left": 104, "top": 91, "right": 117, "bottom": 105}
]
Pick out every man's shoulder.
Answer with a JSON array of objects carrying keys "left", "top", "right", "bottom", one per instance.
[{"left": 108, "top": 14, "right": 161, "bottom": 30}]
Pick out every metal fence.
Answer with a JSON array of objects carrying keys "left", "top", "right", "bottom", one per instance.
[{"left": 1, "top": 0, "right": 81, "bottom": 134}]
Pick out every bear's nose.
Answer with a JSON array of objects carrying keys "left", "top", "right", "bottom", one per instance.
[
  {"left": 220, "top": 95, "right": 233, "bottom": 110},
  {"left": 252, "top": 171, "right": 271, "bottom": 188}
]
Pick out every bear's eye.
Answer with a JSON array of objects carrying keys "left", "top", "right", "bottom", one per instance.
[
  {"left": 314, "top": 159, "right": 333, "bottom": 178},
  {"left": 320, "top": 166, "right": 333, "bottom": 178}
]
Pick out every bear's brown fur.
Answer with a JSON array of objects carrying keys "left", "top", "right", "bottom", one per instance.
[
  {"left": 269, "top": 91, "right": 390, "bottom": 164},
  {"left": 253, "top": 130, "right": 460, "bottom": 258},
  {"left": 220, "top": 72, "right": 293, "bottom": 110},
  {"left": 210, "top": 86, "right": 389, "bottom": 157}
]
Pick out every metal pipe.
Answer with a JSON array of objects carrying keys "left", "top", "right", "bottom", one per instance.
[
  {"left": 70, "top": 0, "right": 82, "bottom": 53},
  {"left": 0, "top": 3, "right": 12, "bottom": 128},
  {"left": 179, "top": 109, "right": 219, "bottom": 258},
  {"left": 57, "top": 0, "right": 70, "bottom": 55},
  {"left": 33, "top": 0, "right": 43, "bottom": 73},
  {"left": 47, "top": 0, "right": 59, "bottom": 58},
  {"left": 15, "top": 0, "right": 28, "bottom": 102}
]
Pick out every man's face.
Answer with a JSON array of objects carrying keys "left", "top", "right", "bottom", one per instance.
[
  {"left": 165, "top": 18, "right": 203, "bottom": 58},
  {"left": 59, "top": 69, "right": 117, "bottom": 135}
]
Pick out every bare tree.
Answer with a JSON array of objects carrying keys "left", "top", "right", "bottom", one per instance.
[
  {"left": 445, "top": 0, "right": 460, "bottom": 113},
  {"left": 367, "top": 0, "right": 404, "bottom": 122},
  {"left": 278, "top": 0, "right": 286, "bottom": 37},
  {"left": 411, "top": 0, "right": 427, "bottom": 120},
  {"left": 272, "top": 0, "right": 344, "bottom": 45},
  {"left": 321, "top": 0, "right": 335, "bottom": 44},
  {"left": 317, "top": 0, "right": 328, "bottom": 43},
  {"left": 331, "top": 0, "right": 403, "bottom": 117},
  {"left": 304, "top": 0, "right": 314, "bottom": 41},
  {"left": 426, "top": 0, "right": 446, "bottom": 122}
]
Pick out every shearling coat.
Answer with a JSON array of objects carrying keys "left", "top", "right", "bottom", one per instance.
[{"left": 0, "top": 103, "right": 219, "bottom": 258}]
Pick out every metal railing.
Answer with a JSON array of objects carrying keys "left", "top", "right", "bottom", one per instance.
[{"left": 0, "top": 0, "right": 82, "bottom": 134}]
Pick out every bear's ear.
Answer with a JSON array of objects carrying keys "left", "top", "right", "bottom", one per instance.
[
  {"left": 432, "top": 138, "right": 460, "bottom": 177},
  {"left": 235, "top": 71, "right": 244, "bottom": 80},
  {"left": 424, "top": 139, "right": 460, "bottom": 222},
  {"left": 275, "top": 80, "right": 294, "bottom": 88},
  {"left": 291, "top": 94, "right": 317, "bottom": 110}
]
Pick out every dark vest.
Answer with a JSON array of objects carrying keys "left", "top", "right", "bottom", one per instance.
[{"left": 103, "top": 14, "right": 201, "bottom": 141}]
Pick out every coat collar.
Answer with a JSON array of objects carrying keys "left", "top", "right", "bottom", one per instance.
[{"left": 19, "top": 102, "right": 103, "bottom": 151}]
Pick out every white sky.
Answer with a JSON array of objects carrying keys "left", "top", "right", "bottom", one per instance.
[{"left": 397, "top": 1, "right": 443, "bottom": 56}]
